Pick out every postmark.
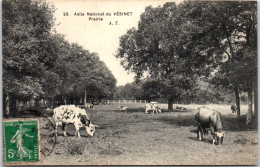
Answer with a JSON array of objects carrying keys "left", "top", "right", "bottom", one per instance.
[
  {"left": 40, "top": 117, "right": 57, "bottom": 157},
  {"left": 3, "top": 119, "right": 40, "bottom": 163}
]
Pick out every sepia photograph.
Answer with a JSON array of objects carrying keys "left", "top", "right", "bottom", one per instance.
[{"left": 2, "top": 0, "right": 258, "bottom": 165}]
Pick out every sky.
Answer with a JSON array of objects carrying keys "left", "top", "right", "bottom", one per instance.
[{"left": 51, "top": 0, "right": 181, "bottom": 86}]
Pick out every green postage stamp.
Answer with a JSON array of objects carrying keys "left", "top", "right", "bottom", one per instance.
[{"left": 4, "top": 119, "right": 40, "bottom": 163}]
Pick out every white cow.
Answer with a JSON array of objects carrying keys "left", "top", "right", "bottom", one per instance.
[
  {"left": 145, "top": 102, "right": 161, "bottom": 114},
  {"left": 86, "top": 103, "right": 94, "bottom": 109},
  {"left": 53, "top": 105, "right": 98, "bottom": 138},
  {"left": 118, "top": 106, "right": 128, "bottom": 111}
]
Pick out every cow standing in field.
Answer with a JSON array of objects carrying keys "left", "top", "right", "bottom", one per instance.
[
  {"left": 195, "top": 107, "right": 225, "bottom": 145},
  {"left": 53, "top": 105, "right": 98, "bottom": 138},
  {"left": 86, "top": 103, "right": 94, "bottom": 109},
  {"left": 145, "top": 102, "right": 161, "bottom": 114}
]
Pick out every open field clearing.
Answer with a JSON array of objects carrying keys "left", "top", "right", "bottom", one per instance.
[{"left": 37, "top": 103, "right": 257, "bottom": 165}]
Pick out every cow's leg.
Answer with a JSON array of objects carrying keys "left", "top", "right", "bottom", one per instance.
[
  {"left": 62, "top": 122, "right": 67, "bottom": 136},
  {"left": 74, "top": 124, "right": 81, "bottom": 138},
  {"left": 197, "top": 125, "right": 203, "bottom": 141},
  {"left": 145, "top": 109, "right": 148, "bottom": 114},
  {"left": 210, "top": 126, "right": 215, "bottom": 144},
  {"left": 54, "top": 121, "right": 59, "bottom": 136},
  {"left": 212, "top": 135, "right": 216, "bottom": 145}
]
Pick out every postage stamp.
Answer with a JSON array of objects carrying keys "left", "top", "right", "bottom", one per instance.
[{"left": 3, "top": 119, "right": 40, "bottom": 163}]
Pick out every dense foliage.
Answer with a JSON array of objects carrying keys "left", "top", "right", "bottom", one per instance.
[
  {"left": 3, "top": 0, "right": 116, "bottom": 117},
  {"left": 115, "top": 1, "right": 257, "bottom": 121}
]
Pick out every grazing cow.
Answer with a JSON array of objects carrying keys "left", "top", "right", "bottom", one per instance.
[
  {"left": 145, "top": 102, "right": 161, "bottom": 114},
  {"left": 118, "top": 106, "right": 128, "bottom": 111},
  {"left": 195, "top": 107, "right": 225, "bottom": 145},
  {"left": 86, "top": 103, "right": 94, "bottom": 109},
  {"left": 174, "top": 106, "right": 186, "bottom": 110},
  {"left": 231, "top": 103, "right": 237, "bottom": 113},
  {"left": 53, "top": 105, "right": 98, "bottom": 138}
]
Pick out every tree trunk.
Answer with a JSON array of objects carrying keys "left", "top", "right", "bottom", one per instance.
[
  {"left": 253, "top": 77, "right": 258, "bottom": 124},
  {"left": 51, "top": 97, "right": 54, "bottom": 109},
  {"left": 84, "top": 89, "right": 87, "bottom": 106},
  {"left": 74, "top": 92, "right": 76, "bottom": 105},
  {"left": 10, "top": 94, "right": 18, "bottom": 117},
  {"left": 4, "top": 93, "right": 10, "bottom": 117},
  {"left": 35, "top": 98, "right": 40, "bottom": 109},
  {"left": 64, "top": 96, "right": 67, "bottom": 105},
  {"left": 168, "top": 96, "right": 174, "bottom": 111},
  {"left": 234, "top": 87, "right": 240, "bottom": 119},
  {"left": 246, "top": 89, "right": 253, "bottom": 125}
]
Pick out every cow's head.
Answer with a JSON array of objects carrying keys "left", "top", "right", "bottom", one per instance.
[
  {"left": 79, "top": 114, "right": 98, "bottom": 137},
  {"left": 86, "top": 123, "right": 98, "bottom": 137},
  {"left": 214, "top": 131, "right": 225, "bottom": 145}
]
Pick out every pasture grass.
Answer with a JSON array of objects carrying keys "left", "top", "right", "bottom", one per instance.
[{"left": 36, "top": 103, "right": 257, "bottom": 165}]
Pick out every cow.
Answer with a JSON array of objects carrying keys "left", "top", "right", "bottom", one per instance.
[
  {"left": 173, "top": 106, "right": 186, "bottom": 110},
  {"left": 86, "top": 103, "right": 94, "bottom": 109},
  {"left": 53, "top": 105, "right": 98, "bottom": 138},
  {"left": 195, "top": 106, "right": 225, "bottom": 145},
  {"left": 145, "top": 102, "right": 161, "bottom": 114},
  {"left": 118, "top": 106, "right": 128, "bottom": 111},
  {"left": 231, "top": 103, "right": 237, "bottom": 113}
]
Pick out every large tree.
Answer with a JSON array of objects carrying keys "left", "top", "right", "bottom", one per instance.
[
  {"left": 3, "top": 0, "right": 55, "bottom": 116},
  {"left": 116, "top": 3, "right": 201, "bottom": 111},
  {"left": 116, "top": 1, "right": 257, "bottom": 116},
  {"left": 178, "top": 1, "right": 257, "bottom": 120}
]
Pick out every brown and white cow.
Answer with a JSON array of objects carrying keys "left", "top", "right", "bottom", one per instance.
[
  {"left": 195, "top": 106, "right": 225, "bottom": 145},
  {"left": 53, "top": 105, "right": 98, "bottom": 138}
]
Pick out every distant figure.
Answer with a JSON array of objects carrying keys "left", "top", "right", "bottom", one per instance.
[
  {"left": 118, "top": 106, "right": 128, "bottom": 111},
  {"left": 231, "top": 103, "right": 237, "bottom": 113}
]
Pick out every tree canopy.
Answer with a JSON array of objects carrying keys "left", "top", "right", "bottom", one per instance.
[
  {"left": 3, "top": 0, "right": 116, "bottom": 116},
  {"left": 115, "top": 1, "right": 257, "bottom": 116}
]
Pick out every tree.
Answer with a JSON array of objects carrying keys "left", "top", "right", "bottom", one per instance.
[
  {"left": 116, "top": 3, "right": 201, "bottom": 111},
  {"left": 3, "top": 0, "right": 117, "bottom": 116},
  {"left": 115, "top": 82, "right": 143, "bottom": 100},
  {"left": 3, "top": 0, "right": 55, "bottom": 116},
  {"left": 116, "top": 1, "right": 256, "bottom": 116},
  {"left": 180, "top": 1, "right": 257, "bottom": 120}
]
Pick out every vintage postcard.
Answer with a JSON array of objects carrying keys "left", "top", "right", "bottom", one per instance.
[{"left": 2, "top": 0, "right": 258, "bottom": 166}]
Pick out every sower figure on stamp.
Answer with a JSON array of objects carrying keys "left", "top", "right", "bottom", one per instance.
[{"left": 11, "top": 124, "right": 34, "bottom": 160}]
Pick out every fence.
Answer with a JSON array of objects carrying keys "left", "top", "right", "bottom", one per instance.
[{"left": 107, "top": 99, "right": 147, "bottom": 103}]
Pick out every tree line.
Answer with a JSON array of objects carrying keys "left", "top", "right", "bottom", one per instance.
[
  {"left": 115, "top": 1, "right": 257, "bottom": 123},
  {"left": 114, "top": 78, "right": 248, "bottom": 105},
  {"left": 3, "top": 0, "right": 116, "bottom": 117}
]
